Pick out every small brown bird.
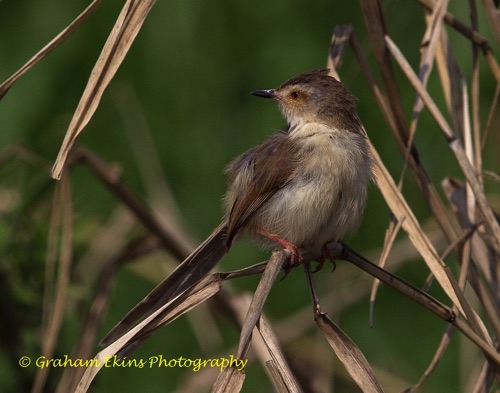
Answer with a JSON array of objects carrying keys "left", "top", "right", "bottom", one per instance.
[{"left": 101, "top": 69, "right": 373, "bottom": 348}]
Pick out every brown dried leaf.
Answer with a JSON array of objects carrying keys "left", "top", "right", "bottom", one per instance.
[
  {"left": 369, "top": 143, "right": 463, "bottom": 311},
  {"left": 33, "top": 176, "right": 73, "bottom": 393},
  {"left": 236, "top": 250, "right": 288, "bottom": 359},
  {"left": 348, "top": 27, "right": 463, "bottom": 251},
  {"left": 75, "top": 274, "right": 222, "bottom": 393},
  {"left": 384, "top": 36, "right": 500, "bottom": 254},
  {"left": 316, "top": 312, "right": 384, "bottom": 393},
  {"left": 370, "top": 216, "right": 403, "bottom": 326},
  {"left": 211, "top": 367, "right": 246, "bottom": 393},
  {"left": 257, "top": 317, "right": 302, "bottom": 392},
  {"left": 326, "top": 24, "right": 353, "bottom": 79},
  {"left": 51, "top": 0, "right": 158, "bottom": 180},
  {"left": 265, "top": 360, "right": 289, "bottom": 393}
]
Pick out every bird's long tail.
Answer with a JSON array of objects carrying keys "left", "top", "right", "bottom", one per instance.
[{"left": 100, "top": 222, "right": 229, "bottom": 347}]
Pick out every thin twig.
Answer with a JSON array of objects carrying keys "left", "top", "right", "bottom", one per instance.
[
  {"left": 0, "top": 0, "right": 104, "bottom": 99},
  {"left": 328, "top": 241, "right": 500, "bottom": 366}
]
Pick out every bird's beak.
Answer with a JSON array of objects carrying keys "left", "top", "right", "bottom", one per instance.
[{"left": 250, "top": 89, "right": 276, "bottom": 99}]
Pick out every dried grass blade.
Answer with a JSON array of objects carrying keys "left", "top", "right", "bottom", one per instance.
[
  {"left": 370, "top": 216, "right": 403, "bottom": 326},
  {"left": 461, "top": 80, "right": 477, "bottom": 227},
  {"left": 265, "top": 360, "right": 289, "bottom": 393},
  {"left": 327, "top": 24, "right": 353, "bottom": 79},
  {"left": 33, "top": 176, "right": 73, "bottom": 393},
  {"left": 51, "top": 0, "right": 158, "bottom": 180},
  {"left": 467, "top": 1, "right": 482, "bottom": 175},
  {"left": 481, "top": 84, "right": 499, "bottom": 151},
  {"left": 211, "top": 367, "right": 246, "bottom": 393},
  {"left": 75, "top": 274, "right": 222, "bottom": 393},
  {"left": 348, "top": 34, "right": 397, "bottom": 134},
  {"left": 316, "top": 312, "right": 384, "bottom": 393},
  {"left": 124, "top": 274, "right": 223, "bottom": 353},
  {"left": 358, "top": 0, "right": 408, "bottom": 140},
  {"left": 443, "top": 178, "right": 500, "bottom": 336},
  {"left": 441, "top": 178, "right": 493, "bottom": 281},
  {"left": 0, "top": 0, "right": 103, "bottom": 100},
  {"left": 397, "top": 0, "right": 448, "bottom": 188},
  {"left": 403, "top": 325, "right": 455, "bottom": 392},
  {"left": 349, "top": 32, "right": 462, "bottom": 248},
  {"left": 470, "top": 360, "right": 496, "bottom": 393},
  {"left": 257, "top": 316, "right": 302, "bottom": 392},
  {"left": 332, "top": 242, "right": 499, "bottom": 363},
  {"left": 433, "top": 24, "right": 461, "bottom": 129},
  {"left": 369, "top": 143, "right": 463, "bottom": 310},
  {"left": 452, "top": 318, "right": 500, "bottom": 367},
  {"left": 415, "top": 0, "right": 500, "bottom": 82},
  {"left": 385, "top": 35, "right": 500, "bottom": 254},
  {"left": 481, "top": 0, "right": 500, "bottom": 43},
  {"left": 443, "top": 267, "right": 496, "bottom": 354},
  {"left": 236, "top": 250, "right": 288, "bottom": 359}
]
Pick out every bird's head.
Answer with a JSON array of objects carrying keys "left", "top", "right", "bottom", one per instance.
[{"left": 251, "top": 69, "right": 359, "bottom": 131}]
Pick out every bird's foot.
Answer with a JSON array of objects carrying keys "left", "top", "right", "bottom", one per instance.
[
  {"left": 257, "top": 229, "right": 303, "bottom": 273},
  {"left": 314, "top": 243, "right": 336, "bottom": 273}
]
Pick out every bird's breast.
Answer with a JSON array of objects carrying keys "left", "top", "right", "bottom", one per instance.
[{"left": 253, "top": 123, "right": 371, "bottom": 251}]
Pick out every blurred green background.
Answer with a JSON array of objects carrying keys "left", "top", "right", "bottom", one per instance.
[{"left": 0, "top": 1, "right": 498, "bottom": 392}]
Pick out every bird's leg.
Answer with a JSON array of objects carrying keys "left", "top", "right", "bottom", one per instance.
[{"left": 257, "top": 229, "right": 303, "bottom": 271}]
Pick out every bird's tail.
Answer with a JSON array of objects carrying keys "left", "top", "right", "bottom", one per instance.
[{"left": 100, "top": 222, "right": 229, "bottom": 347}]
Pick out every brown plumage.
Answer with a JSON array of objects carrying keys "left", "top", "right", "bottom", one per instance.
[{"left": 101, "top": 69, "right": 373, "bottom": 352}]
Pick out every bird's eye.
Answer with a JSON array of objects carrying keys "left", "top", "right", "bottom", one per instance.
[{"left": 290, "top": 91, "right": 300, "bottom": 99}]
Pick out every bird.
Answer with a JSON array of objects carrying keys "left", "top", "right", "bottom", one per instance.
[{"left": 101, "top": 69, "right": 373, "bottom": 349}]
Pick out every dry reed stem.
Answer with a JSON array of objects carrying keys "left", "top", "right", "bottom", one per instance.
[
  {"left": 359, "top": 0, "right": 408, "bottom": 141},
  {"left": 402, "top": 0, "right": 449, "bottom": 185},
  {"left": 331, "top": 242, "right": 500, "bottom": 366},
  {"left": 384, "top": 36, "right": 500, "bottom": 253},
  {"left": 369, "top": 143, "right": 464, "bottom": 311},
  {"left": 64, "top": 238, "right": 500, "bottom": 392},
  {"left": 403, "top": 324, "right": 456, "bottom": 392},
  {"left": 235, "top": 250, "right": 287, "bottom": 361},
  {"left": 257, "top": 316, "right": 302, "bottom": 392},
  {"left": 210, "top": 367, "right": 246, "bottom": 393},
  {"left": 75, "top": 274, "right": 223, "bottom": 393},
  {"left": 468, "top": 0, "right": 482, "bottom": 177},
  {"left": 81, "top": 3, "right": 498, "bottom": 388},
  {"left": 442, "top": 179, "right": 500, "bottom": 336},
  {"left": 315, "top": 313, "right": 384, "bottom": 393},
  {"left": 223, "top": 294, "right": 301, "bottom": 392},
  {"left": 2, "top": 0, "right": 497, "bottom": 391},
  {"left": 303, "top": 262, "right": 384, "bottom": 392},
  {"left": 481, "top": 0, "right": 500, "bottom": 42},
  {"left": 416, "top": 0, "right": 500, "bottom": 82},
  {"left": 481, "top": 84, "right": 499, "bottom": 150},
  {"left": 369, "top": 217, "right": 403, "bottom": 326},
  {"left": 350, "top": 17, "right": 464, "bottom": 252},
  {"left": 51, "top": 0, "right": 158, "bottom": 180}
]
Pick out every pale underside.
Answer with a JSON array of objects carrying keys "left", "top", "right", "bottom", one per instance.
[{"left": 224, "top": 122, "right": 372, "bottom": 253}]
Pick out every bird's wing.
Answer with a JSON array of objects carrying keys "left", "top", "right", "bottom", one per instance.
[{"left": 225, "top": 131, "right": 299, "bottom": 245}]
